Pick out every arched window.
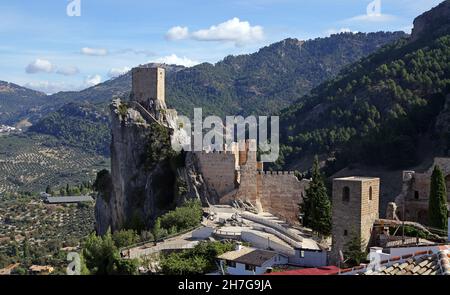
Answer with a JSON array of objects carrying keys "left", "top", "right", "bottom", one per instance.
[
  {"left": 369, "top": 187, "right": 373, "bottom": 201},
  {"left": 342, "top": 186, "right": 350, "bottom": 202},
  {"left": 344, "top": 230, "right": 348, "bottom": 236}
]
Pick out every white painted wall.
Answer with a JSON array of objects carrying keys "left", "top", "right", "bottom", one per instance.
[{"left": 221, "top": 254, "right": 288, "bottom": 275}]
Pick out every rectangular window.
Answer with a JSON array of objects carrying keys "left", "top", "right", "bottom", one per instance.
[
  {"left": 226, "top": 260, "right": 236, "bottom": 268},
  {"left": 245, "top": 264, "right": 256, "bottom": 272}
]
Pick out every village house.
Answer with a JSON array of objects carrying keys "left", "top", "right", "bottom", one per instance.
[{"left": 217, "top": 244, "right": 288, "bottom": 275}]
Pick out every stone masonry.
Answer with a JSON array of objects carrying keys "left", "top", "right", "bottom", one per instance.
[
  {"left": 331, "top": 177, "right": 380, "bottom": 264},
  {"left": 395, "top": 158, "right": 450, "bottom": 224},
  {"left": 196, "top": 140, "right": 310, "bottom": 224}
]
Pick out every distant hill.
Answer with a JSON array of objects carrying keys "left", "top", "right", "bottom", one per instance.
[
  {"left": 28, "top": 102, "right": 111, "bottom": 156},
  {"left": 277, "top": 0, "right": 450, "bottom": 172},
  {"left": 0, "top": 81, "right": 48, "bottom": 125}
]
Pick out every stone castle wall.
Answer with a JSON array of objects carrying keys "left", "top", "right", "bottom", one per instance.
[
  {"left": 258, "top": 171, "right": 310, "bottom": 223},
  {"left": 195, "top": 151, "right": 238, "bottom": 197},
  {"left": 400, "top": 158, "right": 450, "bottom": 223},
  {"left": 197, "top": 140, "right": 309, "bottom": 225}
]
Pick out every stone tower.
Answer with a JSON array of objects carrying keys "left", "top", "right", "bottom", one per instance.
[
  {"left": 331, "top": 177, "right": 380, "bottom": 264},
  {"left": 131, "top": 67, "right": 167, "bottom": 112}
]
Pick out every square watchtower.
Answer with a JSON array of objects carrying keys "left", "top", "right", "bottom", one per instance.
[
  {"left": 331, "top": 177, "right": 380, "bottom": 264},
  {"left": 131, "top": 67, "right": 166, "bottom": 111}
]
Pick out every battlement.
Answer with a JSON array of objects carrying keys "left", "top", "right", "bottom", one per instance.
[{"left": 257, "top": 171, "right": 296, "bottom": 175}]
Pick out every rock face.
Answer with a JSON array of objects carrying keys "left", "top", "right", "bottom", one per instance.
[
  {"left": 95, "top": 99, "right": 172, "bottom": 234},
  {"left": 95, "top": 67, "right": 210, "bottom": 235},
  {"left": 411, "top": 0, "right": 450, "bottom": 41}
]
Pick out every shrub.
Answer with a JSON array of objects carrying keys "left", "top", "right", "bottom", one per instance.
[
  {"left": 160, "top": 241, "right": 235, "bottom": 275},
  {"left": 158, "top": 200, "right": 202, "bottom": 233}
]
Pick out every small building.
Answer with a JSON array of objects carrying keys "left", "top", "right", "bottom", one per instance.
[
  {"left": 217, "top": 245, "right": 288, "bottom": 275},
  {"left": 29, "top": 265, "right": 54, "bottom": 275},
  {"left": 44, "top": 195, "right": 94, "bottom": 204}
]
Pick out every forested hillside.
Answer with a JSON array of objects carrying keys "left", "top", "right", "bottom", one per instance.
[{"left": 277, "top": 0, "right": 450, "bottom": 172}]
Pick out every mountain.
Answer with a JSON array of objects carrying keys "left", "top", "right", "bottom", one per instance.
[
  {"left": 277, "top": 0, "right": 450, "bottom": 173},
  {"left": 13, "top": 32, "right": 405, "bottom": 156},
  {"left": 48, "top": 32, "right": 405, "bottom": 118},
  {"left": 0, "top": 81, "right": 48, "bottom": 125}
]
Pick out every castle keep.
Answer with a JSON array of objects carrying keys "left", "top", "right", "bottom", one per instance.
[{"left": 331, "top": 177, "right": 380, "bottom": 263}]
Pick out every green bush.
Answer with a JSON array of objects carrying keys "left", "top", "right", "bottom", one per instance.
[
  {"left": 82, "top": 231, "right": 139, "bottom": 275},
  {"left": 160, "top": 241, "right": 235, "bottom": 275},
  {"left": 112, "top": 230, "right": 140, "bottom": 248},
  {"left": 158, "top": 200, "right": 202, "bottom": 234}
]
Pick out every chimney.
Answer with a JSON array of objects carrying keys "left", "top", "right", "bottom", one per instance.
[{"left": 235, "top": 242, "right": 243, "bottom": 251}]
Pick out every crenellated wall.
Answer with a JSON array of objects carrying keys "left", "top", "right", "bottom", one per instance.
[{"left": 202, "top": 140, "right": 310, "bottom": 224}]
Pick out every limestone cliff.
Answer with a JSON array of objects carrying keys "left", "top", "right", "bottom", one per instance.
[{"left": 95, "top": 97, "right": 210, "bottom": 235}]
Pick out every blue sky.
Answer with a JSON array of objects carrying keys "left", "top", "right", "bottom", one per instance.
[{"left": 0, "top": 0, "right": 444, "bottom": 94}]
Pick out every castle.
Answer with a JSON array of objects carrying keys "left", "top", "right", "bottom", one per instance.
[
  {"left": 130, "top": 66, "right": 310, "bottom": 224},
  {"left": 195, "top": 140, "right": 310, "bottom": 224}
]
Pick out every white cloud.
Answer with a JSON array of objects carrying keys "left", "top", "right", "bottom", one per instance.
[
  {"left": 81, "top": 47, "right": 108, "bottom": 56},
  {"left": 343, "top": 13, "right": 397, "bottom": 23},
  {"left": 166, "top": 18, "right": 264, "bottom": 47},
  {"left": 24, "top": 81, "right": 78, "bottom": 94},
  {"left": 25, "top": 59, "right": 54, "bottom": 74},
  {"left": 84, "top": 74, "right": 102, "bottom": 87},
  {"left": 165, "top": 26, "right": 189, "bottom": 41},
  {"left": 116, "top": 48, "right": 155, "bottom": 56},
  {"left": 152, "top": 54, "right": 200, "bottom": 68},
  {"left": 108, "top": 66, "right": 131, "bottom": 78},
  {"left": 56, "top": 66, "right": 80, "bottom": 76}
]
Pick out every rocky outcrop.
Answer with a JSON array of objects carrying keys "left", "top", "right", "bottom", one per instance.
[
  {"left": 95, "top": 98, "right": 213, "bottom": 235},
  {"left": 411, "top": 0, "right": 450, "bottom": 41}
]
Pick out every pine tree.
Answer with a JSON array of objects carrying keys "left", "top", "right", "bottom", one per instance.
[
  {"left": 428, "top": 165, "right": 448, "bottom": 230},
  {"left": 301, "top": 156, "right": 332, "bottom": 236},
  {"left": 344, "top": 232, "right": 367, "bottom": 267}
]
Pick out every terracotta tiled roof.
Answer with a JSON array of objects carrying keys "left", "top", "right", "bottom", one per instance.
[{"left": 346, "top": 249, "right": 450, "bottom": 275}]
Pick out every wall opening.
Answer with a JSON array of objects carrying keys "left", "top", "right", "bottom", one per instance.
[{"left": 342, "top": 186, "right": 350, "bottom": 202}]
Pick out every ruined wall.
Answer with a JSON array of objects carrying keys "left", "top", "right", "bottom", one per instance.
[
  {"left": 258, "top": 171, "right": 310, "bottom": 223},
  {"left": 400, "top": 158, "right": 450, "bottom": 223},
  {"left": 195, "top": 151, "right": 238, "bottom": 197}
]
